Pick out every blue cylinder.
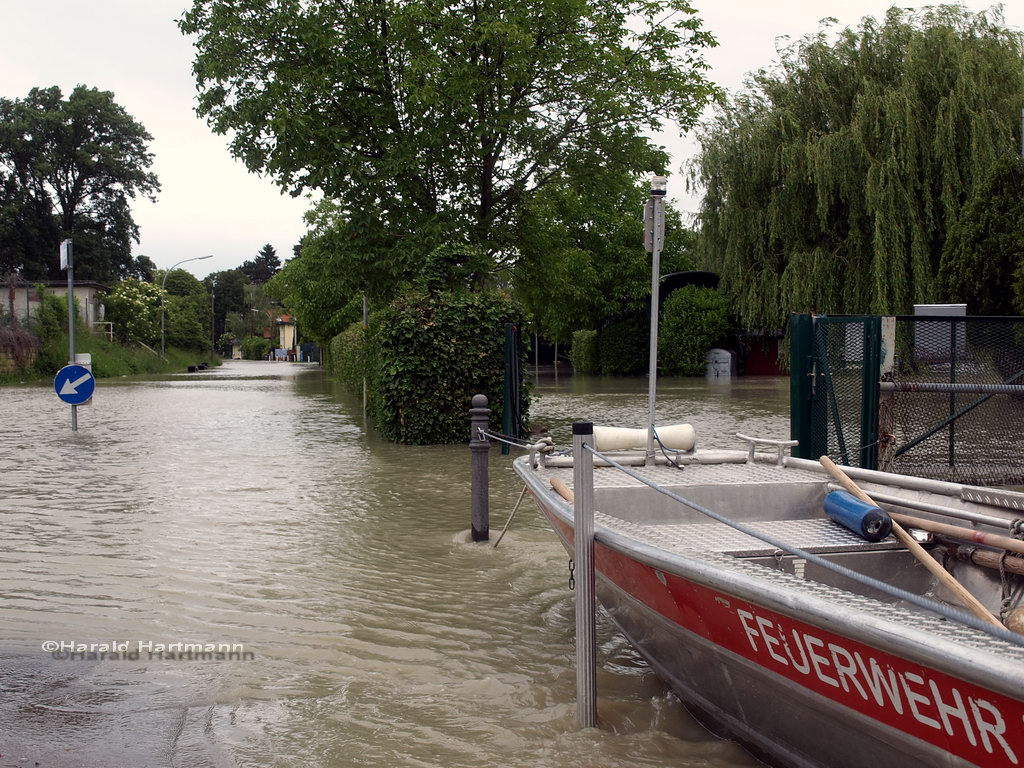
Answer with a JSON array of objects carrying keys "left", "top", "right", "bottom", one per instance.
[{"left": 823, "top": 490, "right": 893, "bottom": 542}]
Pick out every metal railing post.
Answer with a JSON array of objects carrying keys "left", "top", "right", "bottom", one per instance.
[
  {"left": 572, "top": 421, "right": 597, "bottom": 728},
  {"left": 789, "top": 313, "right": 814, "bottom": 459},
  {"left": 469, "top": 394, "right": 491, "bottom": 542}
]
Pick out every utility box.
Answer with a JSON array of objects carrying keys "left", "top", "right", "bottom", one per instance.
[
  {"left": 705, "top": 348, "right": 737, "bottom": 378},
  {"left": 74, "top": 352, "right": 92, "bottom": 406},
  {"left": 913, "top": 303, "right": 967, "bottom": 361}
]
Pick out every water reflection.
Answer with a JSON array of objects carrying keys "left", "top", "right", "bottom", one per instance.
[{"left": 0, "top": 362, "right": 786, "bottom": 767}]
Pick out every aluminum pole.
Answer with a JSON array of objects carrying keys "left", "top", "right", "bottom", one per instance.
[
  {"left": 63, "top": 239, "right": 77, "bottom": 431},
  {"left": 572, "top": 421, "right": 597, "bottom": 728},
  {"left": 646, "top": 178, "right": 667, "bottom": 462}
]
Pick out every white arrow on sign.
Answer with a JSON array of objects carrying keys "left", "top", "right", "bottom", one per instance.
[{"left": 59, "top": 372, "right": 93, "bottom": 395}]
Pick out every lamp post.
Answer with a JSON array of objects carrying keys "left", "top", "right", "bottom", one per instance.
[
  {"left": 161, "top": 255, "right": 212, "bottom": 355},
  {"left": 211, "top": 290, "right": 216, "bottom": 355}
]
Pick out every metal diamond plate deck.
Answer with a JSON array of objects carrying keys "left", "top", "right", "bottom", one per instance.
[
  {"left": 598, "top": 515, "right": 900, "bottom": 556},
  {"left": 538, "top": 460, "right": 826, "bottom": 489}
]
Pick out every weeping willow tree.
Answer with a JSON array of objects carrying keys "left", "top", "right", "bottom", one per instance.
[{"left": 692, "top": 5, "right": 1024, "bottom": 330}]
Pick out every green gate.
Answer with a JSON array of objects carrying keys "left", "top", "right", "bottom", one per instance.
[{"left": 790, "top": 313, "right": 1024, "bottom": 485}]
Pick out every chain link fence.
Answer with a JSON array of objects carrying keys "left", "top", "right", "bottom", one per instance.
[
  {"left": 791, "top": 315, "right": 1024, "bottom": 487},
  {"left": 885, "top": 317, "right": 1024, "bottom": 485}
]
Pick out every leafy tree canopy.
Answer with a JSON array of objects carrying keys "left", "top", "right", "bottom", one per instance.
[
  {"left": 265, "top": 215, "right": 364, "bottom": 344},
  {"left": 513, "top": 169, "right": 697, "bottom": 343},
  {"left": 691, "top": 6, "right": 1024, "bottom": 330},
  {"left": 129, "top": 255, "right": 157, "bottom": 282},
  {"left": 204, "top": 267, "right": 251, "bottom": 340},
  {"left": 159, "top": 268, "right": 208, "bottom": 297},
  {"left": 180, "top": 0, "right": 718, "bottom": 265},
  {"left": 939, "top": 154, "right": 1024, "bottom": 315},
  {"left": 0, "top": 85, "right": 159, "bottom": 284}
]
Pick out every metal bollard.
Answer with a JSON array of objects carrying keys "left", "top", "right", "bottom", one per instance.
[
  {"left": 470, "top": 394, "right": 491, "bottom": 542},
  {"left": 572, "top": 421, "right": 597, "bottom": 728}
]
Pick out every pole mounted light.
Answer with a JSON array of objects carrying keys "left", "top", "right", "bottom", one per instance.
[
  {"left": 161, "top": 255, "right": 213, "bottom": 355},
  {"left": 644, "top": 175, "right": 668, "bottom": 462}
]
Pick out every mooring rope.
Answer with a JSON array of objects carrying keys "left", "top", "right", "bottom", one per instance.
[
  {"left": 478, "top": 428, "right": 546, "bottom": 450},
  {"left": 583, "top": 444, "right": 1024, "bottom": 649}
]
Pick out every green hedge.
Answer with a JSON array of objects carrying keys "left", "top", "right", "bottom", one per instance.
[
  {"left": 569, "top": 329, "right": 599, "bottom": 373},
  {"left": 363, "top": 289, "right": 529, "bottom": 445},
  {"left": 327, "top": 321, "right": 368, "bottom": 393},
  {"left": 241, "top": 336, "right": 272, "bottom": 360},
  {"left": 659, "top": 286, "right": 733, "bottom": 375},
  {"left": 599, "top": 314, "right": 648, "bottom": 375}
]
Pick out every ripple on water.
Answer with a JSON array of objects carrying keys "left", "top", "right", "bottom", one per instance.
[{"left": 0, "top": 363, "right": 782, "bottom": 767}]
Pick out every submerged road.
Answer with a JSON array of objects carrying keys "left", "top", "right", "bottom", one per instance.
[{"left": 0, "top": 361, "right": 787, "bottom": 767}]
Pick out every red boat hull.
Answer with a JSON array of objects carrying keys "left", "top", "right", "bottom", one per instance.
[{"left": 542, "top": 507, "right": 1024, "bottom": 768}]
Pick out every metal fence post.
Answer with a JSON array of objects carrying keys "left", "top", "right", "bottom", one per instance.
[
  {"left": 470, "top": 394, "right": 491, "bottom": 542},
  {"left": 572, "top": 421, "right": 597, "bottom": 728},
  {"left": 789, "top": 313, "right": 814, "bottom": 458},
  {"left": 859, "top": 316, "right": 882, "bottom": 470},
  {"left": 878, "top": 317, "right": 897, "bottom": 472}
]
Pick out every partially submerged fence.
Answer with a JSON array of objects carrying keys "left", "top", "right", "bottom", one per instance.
[{"left": 791, "top": 314, "right": 1024, "bottom": 486}]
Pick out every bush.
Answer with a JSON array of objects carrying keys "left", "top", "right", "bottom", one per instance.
[
  {"left": 569, "top": 329, "right": 599, "bottom": 373},
  {"left": 102, "top": 279, "right": 163, "bottom": 345},
  {"left": 327, "top": 321, "right": 368, "bottom": 392},
  {"left": 599, "top": 313, "right": 648, "bottom": 375},
  {"left": 0, "top": 326, "right": 39, "bottom": 372},
  {"left": 165, "top": 294, "right": 211, "bottom": 351},
  {"left": 368, "top": 289, "right": 529, "bottom": 445},
  {"left": 29, "top": 290, "right": 72, "bottom": 341},
  {"left": 659, "top": 286, "right": 733, "bottom": 375},
  {"left": 241, "top": 336, "right": 272, "bottom": 360}
]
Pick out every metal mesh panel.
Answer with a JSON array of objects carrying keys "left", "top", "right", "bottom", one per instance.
[
  {"left": 886, "top": 318, "right": 1024, "bottom": 485},
  {"left": 814, "top": 318, "right": 869, "bottom": 467}
]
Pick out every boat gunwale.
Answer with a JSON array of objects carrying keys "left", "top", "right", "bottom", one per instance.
[{"left": 513, "top": 454, "right": 1024, "bottom": 702}]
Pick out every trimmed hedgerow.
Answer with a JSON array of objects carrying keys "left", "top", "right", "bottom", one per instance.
[
  {"left": 241, "top": 336, "right": 272, "bottom": 360},
  {"left": 599, "top": 313, "right": 647, "bottom": 375},
  {"left": 569, "top": 329, "right": 599, "bottom": 373},
  {"left": 659, "top": 286, "right": 733, "bottom": 375},
  {"left": 349, "top": 289, "right": 529, "bottom": 445},
  {"left": 327, "top": 321, "right": 368, "bottom": 393}
]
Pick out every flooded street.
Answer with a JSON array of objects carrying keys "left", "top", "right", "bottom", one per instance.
[{"left": 0, "top": 361, "right": 788, "bottom": 768}]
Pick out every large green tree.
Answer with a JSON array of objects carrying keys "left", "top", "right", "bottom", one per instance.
[
  {"left": 240, "top": 243, "right": 281, "bottom": 284},
  {"left": 204, "top": 268, "right": 251, "bottom": 340},
  {"left": 0, "top": 85, "right": 159, "bottom": 284},
  {"left": 265, "top": 213, "right": 365, "bottom": 345},
  {"left": 513, "top": 170, "right": 697, "bottom": 345},
  {"left": 692, "top": 6, "right": 1024, "bottom": 330},
  {"left": 156, "top": 268, "right": 214, "bottom": 351},
  {"left": 938, "top": 154, "right": 1024, "bottom": 315},
  {"left": 180, "top": 0, "right": 717, "bottom": 268}
]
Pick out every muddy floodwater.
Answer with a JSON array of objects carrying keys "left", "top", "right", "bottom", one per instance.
[{"left": 0, "top": 361, "right": 789, "bottom": 768}]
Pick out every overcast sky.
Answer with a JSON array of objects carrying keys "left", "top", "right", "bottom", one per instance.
[{"left": 2, "top": 1, "right": 1020, "bottom": 277}]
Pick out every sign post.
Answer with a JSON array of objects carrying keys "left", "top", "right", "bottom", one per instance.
[
  {"left": 54, "top": 363, "right": 95, "bottom": 407},
  {"left": 59, "top": 239, "right": 84, "bottom": 431},
  {"left": 643, "top": 176, "right": 667, "bottom": 464}
]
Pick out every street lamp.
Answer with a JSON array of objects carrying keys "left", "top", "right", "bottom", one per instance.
[{"left": 161, "top": 255, "right": 213, "bottom": 355}]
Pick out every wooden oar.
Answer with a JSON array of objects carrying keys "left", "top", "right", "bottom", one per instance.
[
  {"left": 819, "top": 456, "right": 1002, "bottom": 628},
  {"left": 888, "top": 512, "right": 1024, "bottom": 556},
  {"left": 550, "top": 477, "right": 574, "bottom": 503}
]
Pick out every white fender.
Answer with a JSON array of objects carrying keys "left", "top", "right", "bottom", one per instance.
[{"left": 592, "top": 424, "right": 695, "bottom": 452}]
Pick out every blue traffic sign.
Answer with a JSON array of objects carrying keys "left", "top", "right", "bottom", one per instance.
[{"left": 54, "top": 364, "right": 95, "bottom": 405}]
